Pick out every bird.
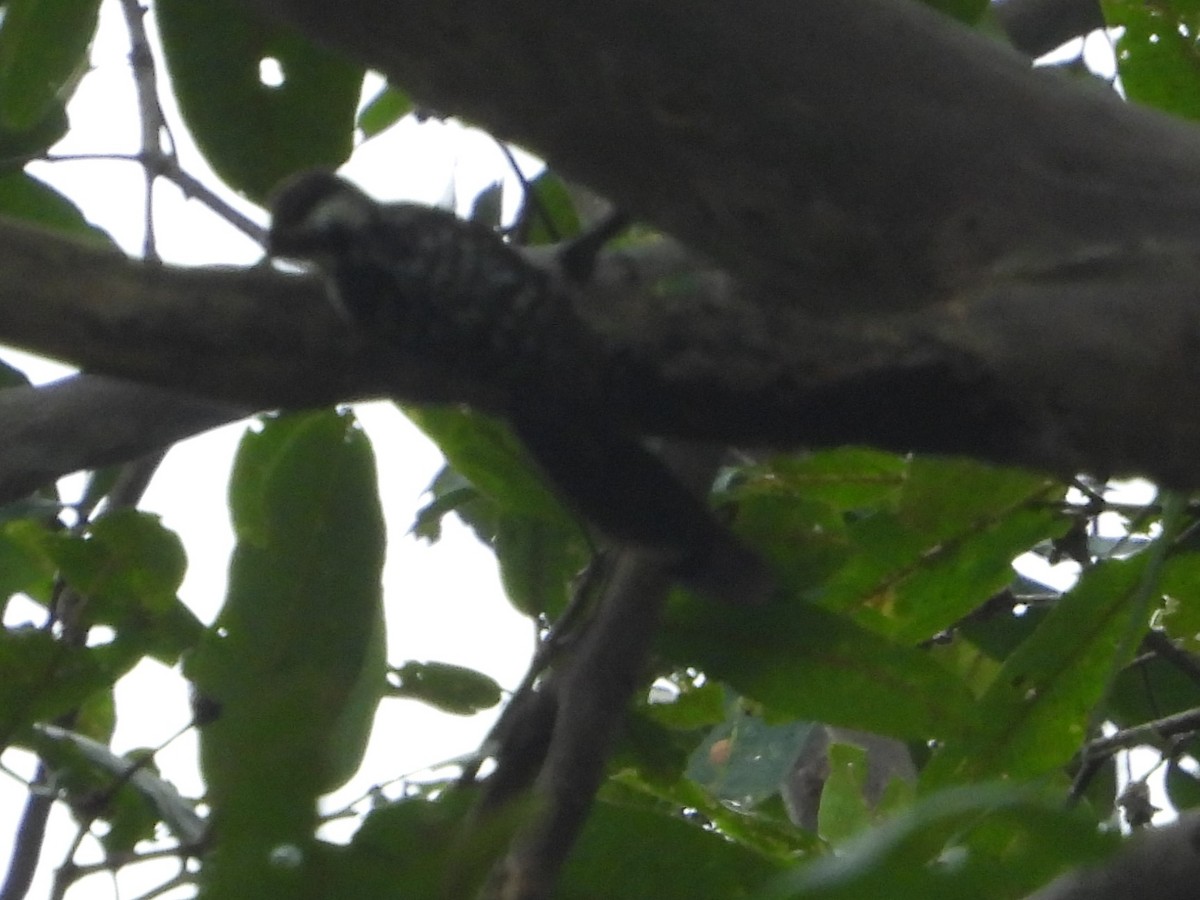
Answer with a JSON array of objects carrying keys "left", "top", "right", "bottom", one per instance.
[{"left": 267, "top": 169, "right": 563, "bottom": 374}]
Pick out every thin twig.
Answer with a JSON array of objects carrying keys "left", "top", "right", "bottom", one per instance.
[
  {"left": 1080, "top": 706, "right": 1200, "bottom": 760},
  {"left": 118, "top": 0, "right": 168, "bottom": 261},
  {"left": 2, "top": 91, "right": 185, "bottom": 886},
  {"left": 41, "top": 153, "right": 267, "bottom": 244}
]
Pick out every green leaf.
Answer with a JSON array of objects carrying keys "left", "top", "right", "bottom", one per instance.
[
  {"left": 0, "top": 519, "right": 57, "bottom": 602},
  {"left": 559, "top": 799, "right": 781, "bottom": 898},
  {"left": 923, "top": 556, "right": 1153, "bottom": 786},
  {"left": 730, "top": 455, "right": 1064, "bottom": 644},
  {"left": 1105, "top": 0, "right": 1200, "bottom": 120},
  {"left": 43, "top": 509, "right": 200, "bottom": 665},
  {"left": 0, "top": 171, "right": 113, "bottom": 244},
  {"left": 742, "top": 449, "right": 907, "bottom": 513},
  {"left": 0, "top": 0, "right": 98, "bottom": 130},
  {"left": 357, "top": 83, "right": 412, "bottom": 138},
  {"left": 318, "top": 788, "right": 522, "bottom": 899},
  {"left": 819, "top": 458, "right": 1061, "bottom": 641},
  {"left": 644, "top": 679, "right": 727, "bottom": 730},
  {"left": 0, "top": 628, "right": 123, "bottom": 741},
  {"left": 24, "top": 722, "right": 165, "bottom": 854},
  {"left": 1108, "top": 647, "right": 1200, "bottom": 729},
  {"left": 33, "top": 723, "right": 205, "bottom": 846},
  {"left": 760, "top": 784, "right": 1113, "bottom": 900},
  {"left": 52, "top": 510, "right": 186, "bottom": 618},
  {"left": 816, "top": 743, "right": 874, "bottom": 845},
  {"left": 520, "top": 171, "right": 582, "bottom": 245},
  {"left": 157, "top": 0, "right": 362, "bottom": 201},
  {"left": 187, "top": 409, "right": 387, "bottom": 899},
  {"left": 659, "top": 596, "right": 979, "bottom": 741},
  {"left": 0, "top": 99, "right": 67, "bottom": 157},
  {"left": 686, "top": 699, "right": 816, "bottom": 807},
  {"left": 1158, "top": 549, "right": 1200, "bottom": 652},
  {"left": 387, "top": 660, "right": 502, "bottom": 715},
  {"left": 608, "top": 768, "right": 819, "bottom": 860},
  {"left": 404, "top": 405, "right": 573, "bottom": 524},
  {"left": 494, "top": 514, "right": 588, "bottom": 617}
]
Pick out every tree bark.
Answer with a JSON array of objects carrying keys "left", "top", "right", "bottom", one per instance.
[
  {"left": 223, "top": 0, "right": 1200, "bottom": 489},
  {"left": 7, "top": 0, "right": 1200, "bottom": 488},
  {"left": 993, "top": 0, "right": 1105, "bottom": 58}
]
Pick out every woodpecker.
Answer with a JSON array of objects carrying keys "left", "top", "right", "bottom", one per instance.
[
  {"left": 266, "top": 170, "right": 772, "bottom": 605},
  {"left": 267, "top": 169, "right": 565, "bottom": 376}
]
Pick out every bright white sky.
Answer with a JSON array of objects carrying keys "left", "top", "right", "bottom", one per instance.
[{"left": 0, "top": 3, "right": 533, "bottom": 896}]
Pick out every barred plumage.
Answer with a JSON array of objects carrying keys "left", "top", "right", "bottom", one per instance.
[{"left": 267, "top": 170, "right": 565, "bottom": 377}]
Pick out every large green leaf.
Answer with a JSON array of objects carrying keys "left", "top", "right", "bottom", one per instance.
[
  {"left": 494, "top": 513, "right": 589, "bottom": 617},
  {"left": 51, "top": 510, "right": 185, "bottom": 616},
  {"left": 187, "top": 409, "right": 386, "bottom": 900},
  {"left": 686, "top": 697, "right": 817, "bottom": 807},
  {"left": 922, "top": 555, "right": 1153, "bottom": 786},
  {"left": 824, "top": 459, "right": 1062, "bottom": 641},
  {"left": 0, "top": 0, "right": 97, "bottom": 130},
  {"left": 157, "top": 0, "right": 361, "bottom": 201},
  {"left": 732, "top": 453, "right": 1064, "bottom": 644},
  {"left": 659, "top": 595, "right": 979, "bottom": 741}
]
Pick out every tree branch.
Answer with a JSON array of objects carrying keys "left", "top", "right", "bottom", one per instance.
[
  {"left": 993, "top": 0, "right": 1105, "bottom": 58},
  {"left": 8, "top": 211, "right": 1200, "bottom": 490},
  {"left": 0, "top": 376, "right": 243, "bottom": 505},
  {"left": 481, "top": 445, "right": 729, "bottom": 900},
  {"left": 214, "top": 0, "right": 1200, "bottom": 492},
  {"left": 243, "top": 0, "right": 1200, "bottom": 314}
]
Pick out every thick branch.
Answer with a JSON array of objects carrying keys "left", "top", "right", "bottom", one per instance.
[
  {"left": 7, "top": 216, "right": 1200, "bottom": 490},
  {"left": 245, "top": 0, "right": 1200, "bottom": 316},
  {"left": 0, "top": 218, "right": 513, "bottom": 411},
  {"left": 485, "top": 445, "right": 730, "bottom": 900},
  {"left": 0, "top": 376, "right": 242, "bottom": 504}
]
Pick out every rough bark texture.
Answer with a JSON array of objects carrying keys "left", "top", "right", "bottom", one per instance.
[
  {"left": 0, "top": 376, "right": 242, "bottom": 504},
  {"left": 237, "top": 0, "right": 1200, "bottom": 491}
]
